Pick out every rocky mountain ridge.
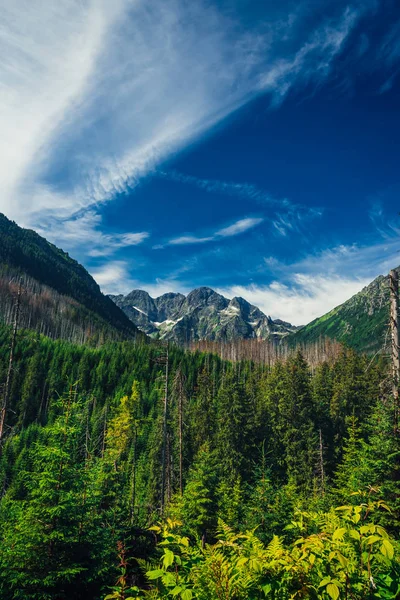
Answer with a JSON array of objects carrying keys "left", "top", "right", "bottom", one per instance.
[{"left": 109, "top": 287, "right": 298, "bottom": 343}]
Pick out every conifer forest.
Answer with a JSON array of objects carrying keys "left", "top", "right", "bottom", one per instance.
[{"left": 0, "top": 317, "right": 399, "bottom": 599}]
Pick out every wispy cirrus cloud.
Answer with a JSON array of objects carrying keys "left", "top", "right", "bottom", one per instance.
[
  {"left": 217, "top": 218, "right": 264, "bottom": 238},
  {"left": 0, "top": 0, "right": 370, "bottom": 249},
  {"left": 159, "top": 170, "right": 322, "bottom": 239},
  {"left": 165, "top": 217, "right": 264, "bottom": 247},
  {"left": 271, "top": 208, "right": 322, "bottom": 237},
  {"left": 34, "top": 210, "right": 149, "bottom": 258},
  {"left": 264, "top": 237, "right": 400, "bottom": 284},
  {"left": 158, "top": 170, "right": 292, "bottom": 209},
  {"left": 368, "top": 196, "right": 400, "bottom": 239}
]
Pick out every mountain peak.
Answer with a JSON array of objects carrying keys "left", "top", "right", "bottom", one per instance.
[{"left": 110, "top": 286, "right": 297, "bottom": 343}]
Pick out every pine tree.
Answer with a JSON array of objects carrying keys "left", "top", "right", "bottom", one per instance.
[
  {"left": 169, "top": 443, "right": 217, "bottom": 541},
  {"left": 0, "top": 393, "right": 109, "bottom": 600}
]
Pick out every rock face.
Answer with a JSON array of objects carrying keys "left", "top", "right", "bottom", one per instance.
[
  {"left": 109, "top": 286, "right": 298, "bottom": 343},
  {"left": 292, "top": 268, "right": 399, "bottom": 353}
]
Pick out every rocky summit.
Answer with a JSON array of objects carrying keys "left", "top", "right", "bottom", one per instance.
[{"left": 109, "top": 286, "right": 298, "bottom": 343}]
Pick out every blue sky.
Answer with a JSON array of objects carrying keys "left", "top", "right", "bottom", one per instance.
[{"left": 1, "top": 0, "right": 400, "bottom": 324}]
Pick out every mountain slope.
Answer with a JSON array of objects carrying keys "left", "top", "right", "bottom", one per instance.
[
  {"left": 0, "top": 213, "right": 139, "bottom": 343},
  {"left": 291, "top": 269, "right": 395, "bottom": 353},
  {"left": 110, "top": 286, "right": 298, "bottom": 343}
]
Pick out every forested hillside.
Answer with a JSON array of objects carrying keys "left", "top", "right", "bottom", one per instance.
[
  {"left": 292, "top": 269, "right": 397, "bottom": 353},
  {"left": 0, "top": 317, "right": 399, "bottom": 599},
  {"left": 0, "top": 213, "right": 139, "bottom": 342}
]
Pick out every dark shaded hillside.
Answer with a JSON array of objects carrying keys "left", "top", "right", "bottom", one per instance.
[
  {"left": 0, "top": 213, "right": 139, "bottom": 340},
  {"left": 0, "top": 271, "right": 132, "bottom": 345},
  {"left": 291, "top": 269, "right": 395, "bottom": 353}
]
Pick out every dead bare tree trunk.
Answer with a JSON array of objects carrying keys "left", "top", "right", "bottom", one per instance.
[
  {"left": 319, "top": 429, "right": 325, "bottom": 495},
  {"left": 101, "top": 403, "right": 108, "bottom": 458},
  {"left": 130, "top": 421, "right": 138, "bottom": 524},
  {"left": 178, "top": 379, "right": 183, "bottom": 496},
  {"left": 160, "top": 344, "right": 169, "bottom": 512},
  {"left": 390, "top": 270, "right": 400, "bottom": 434},
  {"left": 173, "top": 367, "right": 186, "bottom": 496},
  {"left": 0, "top": 280, "right": 22, "bottom": 442}
]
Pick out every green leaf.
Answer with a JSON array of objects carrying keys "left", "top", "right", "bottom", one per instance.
[
  {"left": 335, "top": 552, "right": 348, "bottom": 568},
  {"left": 319, "top": 577, "right": 332, "bottom": 587},
  {"left": 163, "top": 548, "right": 175, "bottom": 568},
  {"left": 366, "top": 535, "right": 381, "bottom": 545},
  {"left": 326, "top": 583, "right": 340, "bottom": 600},
  {"left": 180, "top": 537, "right": 190, "bottom": 547},
  {"left": 332, "top": 527, "right": 346, "bottom": 541},
  {"left": 170, "top": 586, "right": 183, "bottom": 596},
  {"left": 376, "top": 526, "right": 389, "bottom": 539},
  {"left": 146, "top": 569, "right": 165, "bottom": 580},
  {"left": 380, "top": 539, "right": 394, "bottom": 560},
  {"left": 181, "top": 590, "right": 193, "bottom": 600},
  {"left": 262, "top": 583, "right": 272, "bottom": 595},
  {"left": 162, "top": 572, "right": 177, "bottom": 587},
  {"left": 349, "top": 529, "right": 360, "bottom": 540},
  {"left": 360, "top": 525, "right": 371, "bottom": 535}
]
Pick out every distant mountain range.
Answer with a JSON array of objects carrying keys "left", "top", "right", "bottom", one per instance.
[
  {"left": 109, "top": 287, "right": 299, "bottom": 343},
  {"left": 111, "top": 267, "right": 396, "bottom": 353},
  {"left": 0, "top": 211, "right": 396, "bottom": 354}
]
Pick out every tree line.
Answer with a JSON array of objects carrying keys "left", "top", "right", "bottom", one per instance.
[{"left": 0, "top": 321, "right": 398, "bottom": 598}]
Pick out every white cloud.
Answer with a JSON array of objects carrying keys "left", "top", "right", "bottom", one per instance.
[
  {"left": 91, "top": 261, "right": 189, "bottom": 297},
  {"left": 217, "top": 218, "right": 264, "bottom": 238},
  {"left": 91, "top": 261, "right": 130, "bottom": 291},
  {"left": 217, "top": 275, "right": 370, "bottom": 325},
  {"left": 169, "top": 236, "right": 215, "bottom": 246},
  {"left": 216, "top": 234, "right": 400, "bottom": 325},
  {"left": 0, "top": 0, "right": 364, "bottom": 245},
  {"left": 167, "top": 216, "right": 263, "bottom": 247},
  {"left": 34, "top": 210, "right": 149, "bottom": 257},
  {"left": 0, "top": 0, "right": 125, "bottom": 222},
  {"left": 286, "top": 239, "right": 400, "bottom": 281}
]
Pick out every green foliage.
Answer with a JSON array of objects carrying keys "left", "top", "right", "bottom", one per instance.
[
  {"left": 0, "top": 393, "right": 111, "bottom": 599},
  {"left": 0, "top": 320, "right": 398, "bottom": 599},
  {"left": 168, "top": 444, "right": 217, "bottom": 539},
  {"left": 142, "top": 500, "right": 400, "bottom": 599}
]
